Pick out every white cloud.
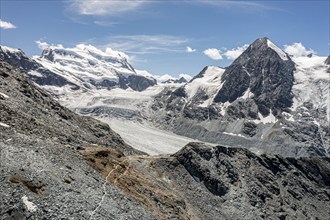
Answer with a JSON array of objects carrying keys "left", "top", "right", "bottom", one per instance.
[
  {"left": 106, "top": 35, "right": 190, "bottom": 54},
  {"left": 35, "top": 40, "right": 49, "bottom": 50},
  {"left": 153, "top": 74, "right": 175, "bottom": 82},
  {"left": 186, "top": 46, "right": 196, "bottom": 53},
  {"left": 68, "top": 0, "right": 147, "bottom": 16},
  {"left": 179, "top": 73, "right": 192, "bottom": 81},
  {"left": 0, "top": 20, "right": 16, "bottom": 29},
  {"left": 223, "top": 44, "right": 249, "bottom": 60},
  {"left": 283, "top": 43, "right": 316, "bottom": 57},
  {"left": 203, "top": 48, "right": 223, "bottom": 60}
]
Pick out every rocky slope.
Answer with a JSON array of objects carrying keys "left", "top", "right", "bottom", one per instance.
[
  {"left": 1, "top": 59, "right": 330, "bottom": 220},
  {"left": 78, "top": 143, "right": 330, "bottom": 220},
  {"left": 151, "top": 38, "right": 329, "bottom": 157},
  {"left": 0, "top": 60, "right": 156, "bottom": 219},
  {"left": 0, "top": 44, "right": 156, "bottom": 94}
]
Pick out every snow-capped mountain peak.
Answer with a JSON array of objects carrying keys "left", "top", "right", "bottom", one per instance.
[
  {"left": 184, "top": 66, "right": 225, "bottom": 104},
  {"left": 40, "top": 43, "right": 134, "bottom": 72},
  {"left": 0, "top": 44, "right": 156, "bottom": 93}
]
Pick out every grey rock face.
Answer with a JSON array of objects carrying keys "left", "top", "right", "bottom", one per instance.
[
  {"left": 163, "top": 77, "right": 188, "bottom": 84},
  {"left": 154, "top": 142, "right": 330, "bottom": 220},
  {"left": 0, "top": 60, "right": 157, "bottom": 219},
  {"left": 214, "top": 37, "right": 295, "bottom": 117},
  {"left": 325, "top": 55, "right": 330, "bottom": 73},
  {"left": 127, "top": 75, "right": 157, "bottom": 92},
  {"left": 325, "top": 55, "right": 330, "bottom": 65}
]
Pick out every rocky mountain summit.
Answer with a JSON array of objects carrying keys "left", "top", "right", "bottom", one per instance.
[{"left": 151, "top": 38, "right": 329, "bottom": 157}]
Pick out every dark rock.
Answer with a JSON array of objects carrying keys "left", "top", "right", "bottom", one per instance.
[
  {"left": 163, "top": 77, "right": 188, "bottom": 84},
  {"left": 154, "top": 142, "right": 330, "bottom": 219},
  {"left": 325, "top": 55, "right": 330, "bottom": 65},
  {"left": 127, "top": 75, "right": 157, "bottom": 92},
  {"left": 214, "top": 37, "right": 295, "bottom": 117},
  {"left": 242, "top": 121, "right": 257, "bottom": 137}
]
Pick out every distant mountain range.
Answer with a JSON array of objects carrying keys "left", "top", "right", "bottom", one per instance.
[{"left": 1, "top": 37, "right": 329, "bottom": 158}]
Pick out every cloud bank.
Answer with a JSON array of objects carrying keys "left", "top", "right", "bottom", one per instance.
[{"left": 283, "top": 42, "right": 315, "bottom": 57}]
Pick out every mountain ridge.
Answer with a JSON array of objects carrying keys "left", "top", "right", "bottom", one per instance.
[
  {"left": 0, "top": 44, "right": 157, "bottom": 93},
  {"left": 150, "top": 38, "right": 329, "bottom": 157}
]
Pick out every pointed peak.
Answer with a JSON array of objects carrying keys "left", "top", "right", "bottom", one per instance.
[
  {"left": 246, "top": 37, "right": 289, "bottom": 61},
  {"left": 257, "top": 37, "right": 269, "bottom": 44}
]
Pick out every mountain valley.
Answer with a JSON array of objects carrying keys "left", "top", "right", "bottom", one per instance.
[{"left": 1, "top": 37, "right": 330, "bottom": 219}]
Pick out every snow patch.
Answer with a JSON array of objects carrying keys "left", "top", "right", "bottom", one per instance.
[
  {"left": 223, "top": 132, "right": 246, "bottom": 138},
  {"left": 28, "top": 70, "right": 43, "bottom": 77},
  {"left": 313, "top": 120, "right": 320, "bottom": 126},
  {"left": 22, "top": 196, "right": 37, "bottom": 212},
  {"left": 0, "top": 122, "right": 10, "bottom": 128},
  {"left": 266, "top": 39, "right": 288, "bottom": 61},
  {"left": 241, "top": 88, "right": 254, "bottom": 99},
  {"left": 257, "top": 111, "right": 277, "bottom": 124},
  {"left": 220, "top": 101, "right": 230, "bottom": 116},
  {"left": 185, "top": 66, "right": 225, "bottom": 105},
  {"left": 282, "top": 112, "right": 295, "bottom": 122},
  {"left": 0, "top": 92, "right": 9, "bottom": 99},
  {"left": 291, "top": 56, "right": 329, "bottom": 121}
]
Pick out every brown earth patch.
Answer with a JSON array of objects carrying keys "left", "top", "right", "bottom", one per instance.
[
  {"left": 9, "top": 175, "right": 45, "bottom": 194},
  {"left": 80, "top": 146, "right": 196, "bottom": 220}
]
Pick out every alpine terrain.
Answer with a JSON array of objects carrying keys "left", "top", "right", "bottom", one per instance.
[
  {"left": 1, "top": 37, "right": 330, "bottom": 220},
  {"left": 152, "top": 38, "right": 330, "bottom": 158}
]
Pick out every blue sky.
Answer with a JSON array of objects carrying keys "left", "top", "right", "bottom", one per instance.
[{"left": 0, "top": 0, "right": 329, "bottom": 77}]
